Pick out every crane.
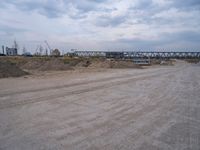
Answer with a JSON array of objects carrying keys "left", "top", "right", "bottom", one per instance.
[{"left": 44, "top": 40, "right": 52, "bottom": 55}]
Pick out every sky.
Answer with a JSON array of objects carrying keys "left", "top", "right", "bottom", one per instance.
[{"left": 0, "top": 0, "right": 200, "bottom": 54}]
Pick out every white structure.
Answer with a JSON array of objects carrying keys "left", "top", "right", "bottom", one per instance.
[{"left": 6, "top": 47, "right": 18, "bottom": 56}]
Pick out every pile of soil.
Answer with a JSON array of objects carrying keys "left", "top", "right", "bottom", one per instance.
[
  {"left": 89, "top": 59, "right": 142, "bottom": 69},
  {"left": 185, "top": 59, "right": 200, "bottom": 64},
  {"left": 21, "top": 58, "right": 141, "bottom": 70},
  {"left": 0, "top": 57, "right": 142, "bottom": 78},
  {"left": 151, "top": 59, "right": 174, "bottom": 66},
  {"left": 21, "top": 58, "right": 73, "bottom": 71},
  {"left": 160, "top": 60, "right": 174, "bottom": 66},
  {"left": 0, "top": 61, "right": 29, "bottom": 78}
]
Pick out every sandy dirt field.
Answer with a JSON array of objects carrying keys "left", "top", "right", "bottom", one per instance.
[{"left": 0, "top": 61, "right": 200, "bottom": 150}]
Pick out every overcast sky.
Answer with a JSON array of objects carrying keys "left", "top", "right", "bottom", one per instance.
[{"left": 0, "top": 0, "right": 200, "bottom": 53}]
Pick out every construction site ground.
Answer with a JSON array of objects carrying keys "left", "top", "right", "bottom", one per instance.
[{"left": 0, "top": 61, "right": 200, "bottom": 150}]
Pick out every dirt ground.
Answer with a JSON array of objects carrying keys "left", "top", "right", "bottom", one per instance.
[{"left": 0, "top": 61, "right": 200, "bottom": 150}]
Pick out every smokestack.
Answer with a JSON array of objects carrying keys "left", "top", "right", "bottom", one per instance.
[{"left": 2, "top": 45, "right": 4, "bottom": 54}]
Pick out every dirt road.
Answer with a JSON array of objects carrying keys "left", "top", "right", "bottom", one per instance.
[{"left": 0, "top": 62, "right": 200, "bottom": 150}]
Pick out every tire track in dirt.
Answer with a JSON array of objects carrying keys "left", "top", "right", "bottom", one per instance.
[
  {"left": 59, "top": 73, "right": 178, "bottom": 149},
  {"left": 0, "top": 68, "right": 176, "bottom": 97},
  {"left": 0, "top": 68, "right": 182, "bottom": 109}
]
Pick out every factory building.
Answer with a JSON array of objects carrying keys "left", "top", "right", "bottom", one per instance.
[{"left": 6, "top": 47, "right": 18, "bottom": 56}]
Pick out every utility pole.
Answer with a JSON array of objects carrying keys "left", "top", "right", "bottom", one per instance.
[
  {"left": 35, "top": 45, "right": 39, "bottom": 56},
  {"left": 45, "top": 48, "right": 48, "bottom": 56},
  {"left": 44, "top": 40, "right": 52, "bottom": 55},
  {"left": 39, "top": 45, "right": 44, "bottom": 56}
]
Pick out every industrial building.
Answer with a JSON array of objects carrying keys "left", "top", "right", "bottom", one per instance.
[{"left": 6, "top": 47, "right": 18, "bottom": 56}]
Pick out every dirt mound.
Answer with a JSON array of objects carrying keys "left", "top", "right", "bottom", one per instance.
[
  {"left": 89, "top": 59, "right": 141, "bottom": 69},
  {"left": 185, "top": 59, "right": 200, "bottom": 64},
  {"left": 0, "top": 60, "right": 29, "bottom": 78},
  {"left": 21, "top": 58, "right": 73, "bottom": 71},
  {"left": 0, "top": 57, "right": 142, "bottom": 78}
]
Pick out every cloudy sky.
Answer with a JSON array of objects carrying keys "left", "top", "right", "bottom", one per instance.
[{"left": 0, "top": 0, "right": 200, "bottom": 53}]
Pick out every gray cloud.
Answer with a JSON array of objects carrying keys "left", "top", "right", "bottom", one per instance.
[
  {"left": 172, "top": 0, "right": 200, "bottom": 9},
  {"left": 0, "top": 25, "right": 29, "bottom": 34},
  {"left": 0, "top": 0, "right": 199, "bottom": 51},
  {"left": 95, "top": 15, "right": 126, "bottom": 27},
  {"left": 1, "top": 0, "right": 108, "bottom": 18},
  {"left": 114, "top": 31, "right": 200, "bottom": 50},
  {"left": 134, "top": 0, "right": 154, "bottom": 9}
]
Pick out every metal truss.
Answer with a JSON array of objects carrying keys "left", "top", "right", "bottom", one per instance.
[{"left": 74, "top": 51, "right": 200, "bottom": 59}]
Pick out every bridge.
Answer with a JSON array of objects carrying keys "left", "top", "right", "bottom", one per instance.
[{"left": 74, "top": 51, "right": 200, "bottom": 59}]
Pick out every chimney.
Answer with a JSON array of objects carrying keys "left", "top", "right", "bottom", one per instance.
[{"left": 2, "top": 45, "right": 4, "bottom": 54}]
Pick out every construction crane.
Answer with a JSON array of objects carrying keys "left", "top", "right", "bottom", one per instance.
[{"left": 44, "top": 40, "right": 52, "bottom": 55}]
